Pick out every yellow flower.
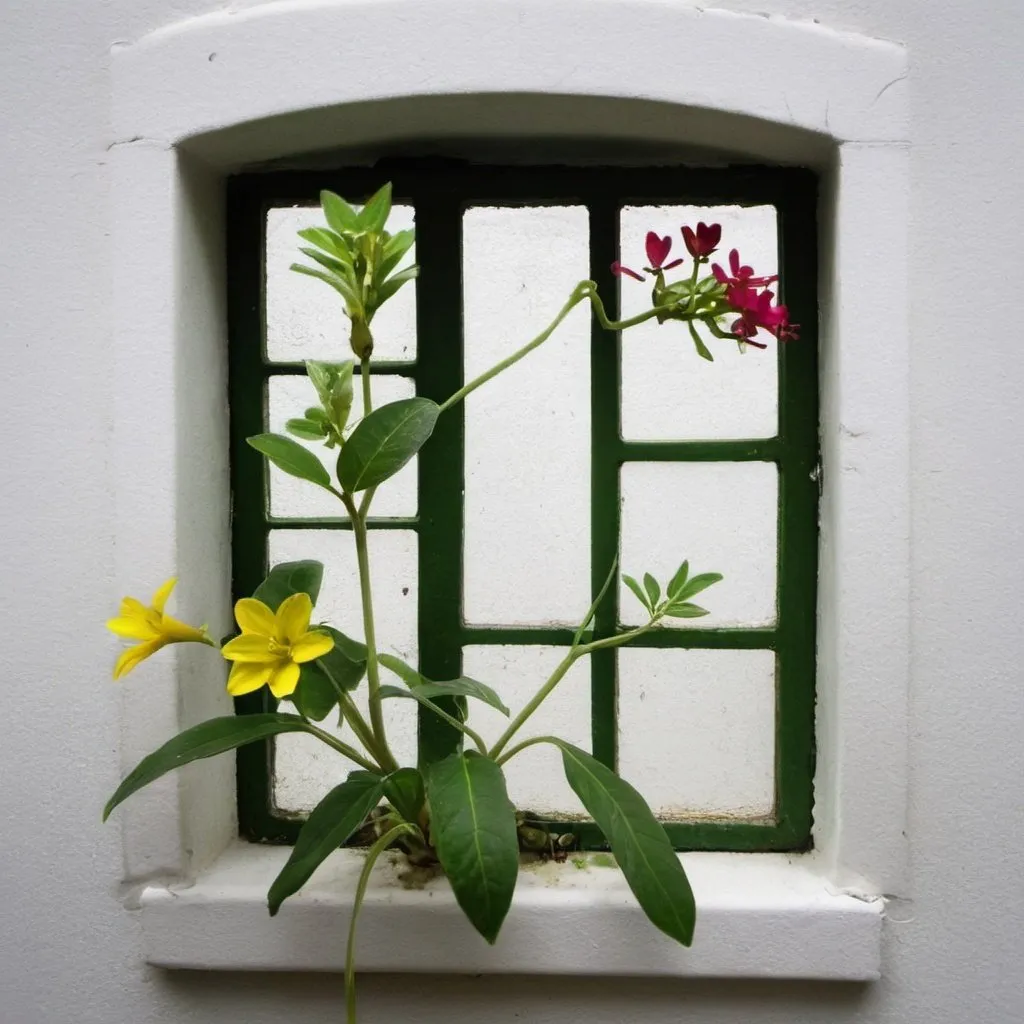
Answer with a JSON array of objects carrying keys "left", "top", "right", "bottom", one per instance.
[
  {"left": 107, "top": 577, "right": 212, "bottom": 680},
  {"left": 221, "top": 592, "right": 333, "bottom": 699}
]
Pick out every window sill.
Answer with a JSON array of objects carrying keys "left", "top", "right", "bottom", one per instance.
[{"left": 138, "top": 842, "right": 882, "bottom": 979}]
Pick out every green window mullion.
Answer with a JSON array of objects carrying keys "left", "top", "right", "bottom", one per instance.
[
  {"left": 413, "top": 190, "right": 466, "bottom": 766},
  {"left": 617, "top": 439, "right": 783, "bottom": 463}
]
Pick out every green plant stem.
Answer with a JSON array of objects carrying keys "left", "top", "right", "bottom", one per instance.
[
  {"left": 360, "top": 355, "right": 372, "bottom": 414},
  {"left": 300, "top": 720, "right": 380, "bottom": 774},
  {"left": 345, "top": 823, "right": 421, "bottom": 1024},
  {"left": 494, "top": 734, "right": 560, "bottom": 768},
  {"left": 341, "top": 491, "right": 399, "bottom": 774}
]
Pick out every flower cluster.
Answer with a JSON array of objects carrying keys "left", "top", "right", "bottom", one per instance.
[{"left": 612, "top": 222, "right": 798, "bottom": 355}]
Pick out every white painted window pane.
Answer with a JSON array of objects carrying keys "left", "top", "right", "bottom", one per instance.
[
  {"left": 266, "top": 374, "right": 417, "bottom": 519},
  {"left": 463, "top": 205, "right": 591, "bottom": 626},
  {"left": 464, "top": 646, "right": 591, "bottom": 817},
  {"left": 265, "top": 204, "right": 416, "bottom": 363},
  {"left": 618, "top": 648, "right": 776, "bottom": 819},
  {"left": 268, "top": 528, "right": 418, "bottom": 813},
  {"left": 619, "top": 205, "right": 779, "bottom": 441},
  {"left": 619, "top": 462, "right": 778, "bottom": 627}
]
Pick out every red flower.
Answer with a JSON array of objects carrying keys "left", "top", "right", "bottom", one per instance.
[
  {"left": 613, "top": 230, "right": 684, "bottom": 280},
  {"left": 712, "top": 249, "right": 777, "bottom": 289},
  {"left": 682, "top": 222, "right": 722, "bottom": 259},
  {"left": 726, "top": 284, "right": 799, "bottom": 344}
]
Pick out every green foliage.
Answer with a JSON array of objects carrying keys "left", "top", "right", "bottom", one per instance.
[
  {"left": 622, "top": 573, "right": 652, "bottom": 614},
  {"left": 247, "top": 433, "right": 331, "bottom": 488},
  {"left": 377, "top": 654, "right": 509, "bottom": 716},
  {"left": 549, "top": 739, "right": 696, "bottom": 946},
  {"left": 622, "top": 563, "right": 723, "bottom": 620},
  {"left": 383, "top": 767, "right": 426, "bottom": 825},
  {"left": 267, "top": 772, "right": 385, "bottom": 916},
  {"left": 337, "top": 397, "right": 440, "bottom": 493},
  {"left": 426, "top": 752, "right": 520, "bottom": 944},
  {"left": 103, "top": 714, "right": 315, "bottom": 821},
  {"left": 305, "top": 360, "right": 355, "bottom": 445},
  {"left": 253, "top": 560, "right": 323, "bottom": 610}
]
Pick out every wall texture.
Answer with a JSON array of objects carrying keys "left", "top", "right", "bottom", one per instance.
[{"left": 1, "top": 1, "right": 1021, "bottom": 1022}]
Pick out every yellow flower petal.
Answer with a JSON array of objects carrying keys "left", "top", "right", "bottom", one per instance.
[
  {"left": 276, "top": 592, "right": 313, "bottom": 645},
  {"left": 107, "top": 615, "right": 160, "bottom": 641},
  {"left": 226, "top": 661, "right": 274, "bottom": 696},
  {"left": 222, "top": 635, "right": 276, "bottom": 662},
  {"left": 120, "top": 596, "right": 150, "bottom": 620},
  {"left": 291, "top": 630, "right": 335, "bottom": 664},
  {"left": 268, "top": 660, "right": 301, "bottom": 699},
  {"left": 234, "top": 598, "right": 276, "bottom": 637},
  {"left": 113, "top": 639, "right": 165, "bottom": 680},
  {"left": 151, "top": 577, "right": 178, "bottom": 615},
  {"left": 159, "top": 615, "right": 209, "bottom": 644}
]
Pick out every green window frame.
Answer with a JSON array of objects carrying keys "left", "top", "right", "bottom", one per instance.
[{"left": 228, "top": 160, "right": 820, "bottom": 852}]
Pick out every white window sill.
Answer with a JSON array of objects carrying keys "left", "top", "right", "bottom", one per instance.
[{"left": 138, "top": 842, "right": 882, "bottom": 979}]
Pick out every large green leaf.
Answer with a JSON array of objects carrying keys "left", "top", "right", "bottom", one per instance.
[
  {"left": 426, "top": 752, "right": 519, "bottom": 943},
  {"left": 267, "top": 772, "right": 385, "bottom": 916},
  {"left": 338, "top": 397, "right": 439, "bottom": 493},
  {"left": 320, "top": 190, "right": 359, "bottom": 235},
  {"left": 104, "top": 714, "right": 313, "bottom": 821},
  {"left": 253, "top": 560, "right": 324, "bottom": 611},
  {"left": 291, "top": 627, "right": 368, "bottom": 719},
  {"left": 247, "top": 433, "right": 331, "bottom": 488},
  {"left": 290, "top": 663, "right": 339, "bottom": 721},
  {"left": 548, "top": 739, "right": 696, "bottom": 946},
  {"left": 356, "top": 182, "right": 392, "bottom": 233}
]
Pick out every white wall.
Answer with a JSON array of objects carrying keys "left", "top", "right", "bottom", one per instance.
[{"left": 1, "top": 0, "right": 1021, "bottom": 1022}]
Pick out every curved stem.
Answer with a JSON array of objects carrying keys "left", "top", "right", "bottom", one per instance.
[
  {"left": 300, "top": 720, "right": 380, "bottom": 774},
  {"left": 345, "top": 823, "right": 421, "bottom": 1024},
  {"left": 360, "top": 355, "right": 373, "bottom": 415},
  {"left": 494, "top": 734, "right": 560, "bottom": 768},
  {"left": 341, "top": 491, "right": 399, "bottom": 773}
]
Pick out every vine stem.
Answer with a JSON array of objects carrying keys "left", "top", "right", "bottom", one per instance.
[
  {"left": 342, "top": 490, "right": 399, "bottom": 774},
  {"left": 345, "top": 823, "right": 421, "bottom": 1024}
]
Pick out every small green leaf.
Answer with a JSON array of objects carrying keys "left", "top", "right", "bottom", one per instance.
[
  {"left": 662, "top": 602, "right": 710, "bottom": 619},
  {"left": 285, "top": 417, "right": 328, "bottom": 441},
  {"left": 667, "top": 561, "right": 690, "bottom": 600},
  {"left": 313, "top": 626, "right": 368, "bottom": 692},
  {"left": 549, "top": 739, "right": 696, "bottom": 946},
  {"left": 622, "top": 574, "right": 651, "bottom": 613},
  {"left": 688, "top": 324, "right": 714, "bottom": 362},
  {"left": 378, "top": 669, "right": 509, "bottom": 717},
  {"left": 298, "top": 246, "right": 349, "bottom": 276},
  {"left": 672, "top": 572, "right": 723, "bottom": 602},
  {"left": 426, "top": 752, "right": 519, "bottom": 943},
  {"left": 104, "top": 714, "right": 314, "bottom": 821},
  {"left": 247, "top": 433, "right": 331, "bottom": 488},
  {"left": 357, "top": 182, "right": 392, "bottom": 233},
  {"left": 305, "top": 407, "right": 329, "bottom": 424},
  {"left": 382, "top": 228, "right": 415, "bottom": 260},
  {"left": 320, "top": 190, "right": 359, "bottom": 235},
  {"left": 643, "top": 573, "right": 661, "bottom": 609},
  {"left": 290, "top": 662, "right": 339, "bottom": 721},
  {"left": 384, "top": 767, "right": 425, "bottom": 824},
  {"left": 297, "top": 226, "right": 352, "bottom": 261},
  {"left": 267, "top": 771, "right": 385, "bottom": 915},
  {"left": 373, "top": 265, "right": 418, "bottom": 307},
  {"left": 338, "top": 397, "right": 440, "bottom": 493},
  {"left": 253, "top": 560, "right": 324, "bottom": 610}
]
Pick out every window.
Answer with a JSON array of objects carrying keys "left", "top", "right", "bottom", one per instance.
[{"left": 227, "top": 161, "right": 819, "bottom": 852}]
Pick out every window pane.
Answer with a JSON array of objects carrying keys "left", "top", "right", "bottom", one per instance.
[
  {"left": 266, "top": 374, "right": 417, "bottom": 519},
  {"left": 619, "top": 461, "right": 778, "bottom": 627},
  {"left": 269, "top": 528, "right": 418, "bottom": 813},
  {"left": 619, "top": 204, "right": 779, "bottom": 441},
  {"left": 265, "top": 204, "right": 416, "bottom": 363},
  {"left": 464, "top": 645, "right": 590, "bottom": 817},
  {"left": 618, "top": 648, "right": 776, "bottom": 818},
  {"left": 462, "top": 205, "right": 591, "bottom": 626}
]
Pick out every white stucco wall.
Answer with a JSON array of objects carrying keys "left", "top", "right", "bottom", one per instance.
[{"left": 1, "top": 0, "right": 1021, "bottom": 1021}]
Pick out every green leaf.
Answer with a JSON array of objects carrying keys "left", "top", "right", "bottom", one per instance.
[
  {"left": 298, "top": 246, "right": 349, "bottom": 277},
  {"left": 104, "top": 713, "right": 313, "bottom": 821},
  {"left": 672, "top": 572, "right": 723, "bottom": 602},
  {"left": 374, "top": 265, "right": 418, "bottom": 307},
  {"left": 320, "top": 190, "right": 359, "bottom": 235},
  {"left": 338, "top": 397, "right": 439, "bottom": 493},
  {"left": 661, "top": 601, "right": 710, "bottom": 619},
  {"left": 253, "top": 560, "right": 324, "bottom": 610},
  {"left": 356, "top": 182, "right": 392, "bottom": 233},
  {"left": 426, "top": 752, "right": 519, "bottom": 943},
  {"left": 688, "top": 323, "right": 714, "bottom": 362},
  {"left": 622, "top": 574, "right": 651, "bottom": 613},
  {"left": 643, "top": 573, "right": 661, "bottom": 609},
  {"left": 667, "top": 561, "right": 690, "bottom": 600},
  {"left": 289, "top": 263, "right": 359, "bottom": 307},
  {"left": 378, "top": 653, "right": 507, "bottom": 714},
  {"left": 382, "top": 228, "right": 415, "bottom": 261},
  {"left": 384, "top": 767, "right": 425, "bottom": 824},
  {"left": 313, "top": 626, "right": 368, "bottom": 692},
  {"left": 247, "top": 433, "right": 331, "bottom": 488},
  {"left": 267, "top": 771, "right": 385, "bottom": 915},
  {"left": 285, "top": 417, "right": 328, "bottom": 441},
  {"left": 290, "top": 662, "right": 339, "bottom": 721},
  {"left": 549, "top": 739, "right": 695, "bottom": 946},
  {"left": 297, "top": 227, "right": 352, "bottom": 261}
]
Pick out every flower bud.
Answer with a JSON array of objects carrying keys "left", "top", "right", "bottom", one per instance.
[{"left": 350, "top": 317, "right": 374, "bottom": 359}]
